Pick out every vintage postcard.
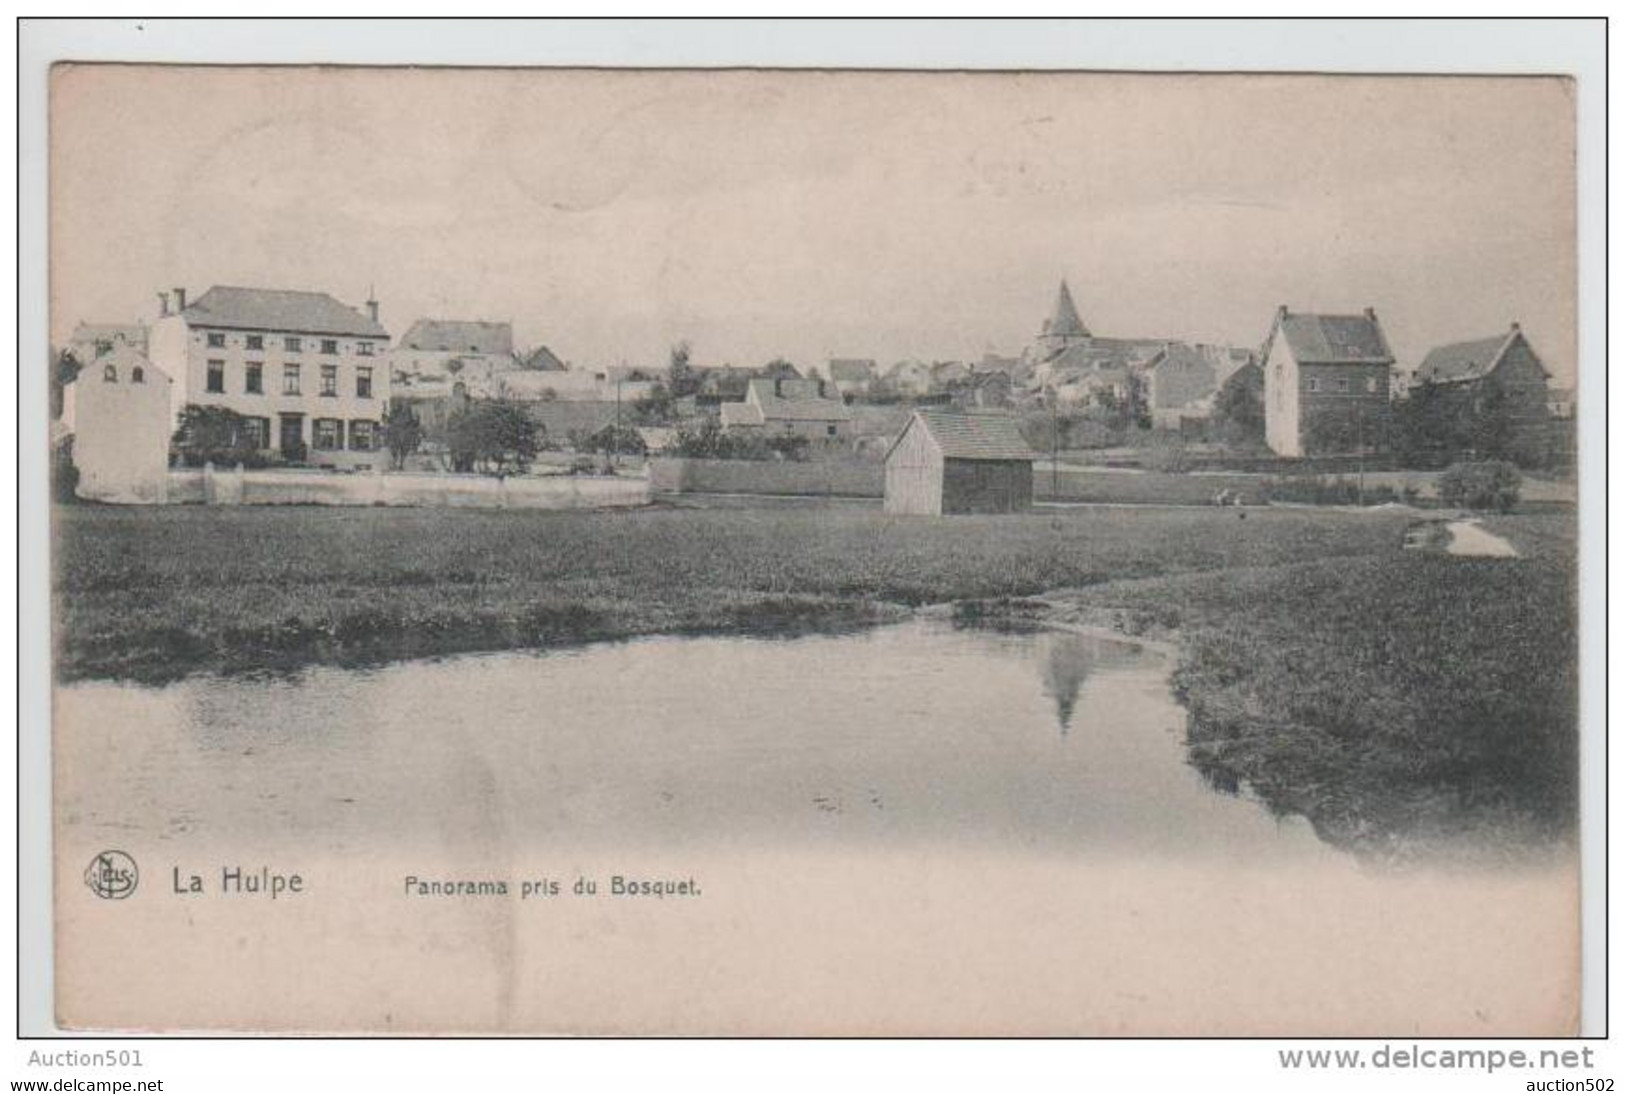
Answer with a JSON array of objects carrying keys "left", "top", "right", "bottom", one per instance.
[{"left": 47, "top": 63, "right": 1583, "bottom": 1035}]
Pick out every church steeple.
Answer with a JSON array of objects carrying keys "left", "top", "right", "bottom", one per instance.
[{"left": 1040, "top": 279, "right": 1090, "bottom": 344}]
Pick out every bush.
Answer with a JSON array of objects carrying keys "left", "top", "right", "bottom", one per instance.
[
  {"left": 1260, "top": 474, "right": 1399, "bottom": 507},
  {"left": 1438, "top": 461, "right": 1522, "bottom": 512},
  {"left": 52, "top": 437, "right": 80, "bottom": 503}
]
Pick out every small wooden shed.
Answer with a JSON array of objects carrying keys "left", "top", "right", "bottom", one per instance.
[{"left": 883, "top": 410, "right": 1037, "bottom": 515}]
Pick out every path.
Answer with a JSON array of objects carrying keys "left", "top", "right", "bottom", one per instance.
[{"left": 1445, "top": 520, "right": 1520, "bottom": 558}]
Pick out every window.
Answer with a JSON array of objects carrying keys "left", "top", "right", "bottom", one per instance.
[
  {"left": 243, "top": 417, "right": 269, "bottom": 450},
  {"left": 102, "top": 364, "right": 117, "bottom": 382},
  {"left": 349, "top": 420, "right": 376, "bottom": 451},
  {"left": 93, "top": 339, "right": 113, "bottom": 358},
  {"left": 246, "top": 334, "right": 264, "bottom": 351},
  {"left": 206, "top": 332, "right": 226, "bottom": 348},
  {"left": 827, "top": 424, "right": 838, "bottom": 437},
  {"left": 320, "top": 364, "right": 339, "bottom": 396},
  {"left": 285, "top": 336, "right": 302, "bottom": 353},
  {"left": 1307, "top": 377, "right": 1320, "bottom": 393},
  {"left": 321, "top": 339, "right": 339, "bottom": 355},
  {"left": 245, "top": 363, "right": 264, "bottom": 394},
  {"left": 313, "top": 419, "right": 343, "bottom": 451},
  {"left": 131, "top": 366, "right": 145, "bottom": 384},
  {"left": 356, "top": 366, "right": 373, "bottom": 399},
  {"left": 283, "top": 364, "right": 301, "bottom": 395},
  {"left": 206, "top": 360, "right": 225, "bottom": 393},
  {"left": 356, "top": 341, "right": 375, "bottom": 357},
  {"left": 1366, "top": 376, "right": 1380, "bottom": 394},
  {"left": 1336, "top": 378, "right": 1351, "bottom": 393}
]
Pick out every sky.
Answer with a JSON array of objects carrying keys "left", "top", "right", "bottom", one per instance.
[{"left": 51, "top": 66, "right": 1576, "bottom": 382}]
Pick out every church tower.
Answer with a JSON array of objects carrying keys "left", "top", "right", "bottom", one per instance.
[{"left": 1037, "top": 279, "right": 1091, "bottom": 358}]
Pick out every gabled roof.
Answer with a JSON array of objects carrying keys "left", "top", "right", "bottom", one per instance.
[
  {"left": 1043, "top": 280, "right": 1090, "bottom": 339},
  {"left": 890, "top": 410, "right": 1037, "bottom": 462},
  {"left": 744, "top": 378, "right": 852, "bottom": 422},
  {"left": 1414, "top": 327, "right": 1538, "bottom": 385},
  {"left": 399, "top": 319, "right": 513, "bottom": 355},
  {"left": 180, "top": 286, "right": 388, "bottom": 339},
  {"left": 520, "top": 344, "right": 567, "bottom": 371},
  {"left": 1274, "top": 309, "right": 1393, "bottom": 365},
  {"left": 74, "top": 344, "right": 169, "bottom": 385}
]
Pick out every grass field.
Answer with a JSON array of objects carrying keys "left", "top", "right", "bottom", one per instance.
[
  {"left": 52, "top": 502, "right": 1578, "bottom": 856},
  {"left": 53, "top": 502, "right": 1410, "bottom": 680},
  {"left": 1048, "top": 510, "right": 1579, "bottom": 855}
]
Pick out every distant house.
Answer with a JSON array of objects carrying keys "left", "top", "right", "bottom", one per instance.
[
  {"left": 1412, "top": 323, "right": 1556, "bottom": 461},
  {"left": 953, "top": 369, "right": 1014, "bottom": 410},
  {"left": 882, "top": 359, "right": 936, "bottom": 398},
  {"left": 1147, "top": 344, "right": 1254, "bottom": 430},
  {"left": 1260, "top": 306, "right": 1394, "bottom": 457},
  {"left": 69, "top": 321, "right": 149, "bottom": 366},
  {"left": 720, "top": 377, "right": 852, "bottom": 440},
  {"left": 827, "top": 358, "right": 877, "bottom": 401},
  {"left": 884, "top": 410, "right": 1037, "bottom": 516},
  {"left": 519, "top": 344, "right": 568, "bottom": 371},
  {"left": 390, "top": 319, "right": 517, "bottom": 398},
  {"left": 1547, "top": 386, "right": 1575, "bottom": 420},
  {"left": 60, "top": 347, "right": 172, "bottom": 504}
]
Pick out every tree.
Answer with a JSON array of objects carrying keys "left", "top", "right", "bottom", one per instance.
[
  {"left": 759, "top": 358, "right": 801, "bottom": 381},
  {"left": 578, "top": 423, "right": 647, "bottom": 457},
  {"left": 49, "top": 348, "right": 81, "bottom": 420},
  {"left": 382, "top": 401, "right": 424, "bottom": 471},
  {"left": 172, "top": 404, "right": 267, "bottom": 467},
  {"left": 631, "top": 382, "right": 677, "bottom": 425},
  {"left": 445, "top": 398, "right": 541, "bottom": 475},
  {"left": 668, "top": 340, "right": 699, "bottom": 399}
]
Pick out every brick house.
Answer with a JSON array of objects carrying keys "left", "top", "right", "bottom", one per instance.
[
  {"left": 1411, "top": 323, "right": 1556, "bottom": 464},
  {"left": 1260, "top": 306, "right": 1394, "bottom": 457}
]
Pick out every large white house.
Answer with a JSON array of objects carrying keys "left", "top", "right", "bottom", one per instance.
[{"left": 147, "top": 285, "right": 392, "bottom": 467}]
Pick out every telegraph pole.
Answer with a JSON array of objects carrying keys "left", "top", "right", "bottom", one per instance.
[{"left": 1051, "top": 393, "right": 1060, "bottom": 498}]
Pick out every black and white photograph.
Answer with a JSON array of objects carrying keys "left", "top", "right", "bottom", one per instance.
[{"left": 22, "top": 19, "right": 1603, "bottom": 1060}]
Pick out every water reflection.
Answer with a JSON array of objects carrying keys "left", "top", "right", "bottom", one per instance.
[
  {"left": 56, "top": 621, "right": 1335, "bottom": 861},
  {"left": 1038, "top": 631, "right": 1139, "bottom": 737}
]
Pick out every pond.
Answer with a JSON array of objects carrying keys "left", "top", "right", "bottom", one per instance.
[{"left": 53, "top": 621, "right": 1577, "bottom": 1035}]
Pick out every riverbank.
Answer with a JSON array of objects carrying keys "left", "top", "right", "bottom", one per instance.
[{"left": 1030, "top": 510, "right": 1578, "bottom": 856}]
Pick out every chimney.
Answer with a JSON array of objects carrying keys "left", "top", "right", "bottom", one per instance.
[
  {"left": 1364, "top": 306, "right": 1377, "bottom": 320},
  {"left": 173, "top": 287, "right": 187, "bottom": 312},
  {"left": 367, "top": 297, "right": 380, "bottom": 324},
  {"left": 1510, "top": 320, "right": 1521, "bottom": 332},
  {"left": 157, "top": 291, "right": 170, "bottom": 318},
  {"left": 774, "top": 378, "right": 784, "bottom": 398}
]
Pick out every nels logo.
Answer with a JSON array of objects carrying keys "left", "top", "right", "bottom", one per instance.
[{"left": 84, "top": 850, "right": 138, "bottom": 900}]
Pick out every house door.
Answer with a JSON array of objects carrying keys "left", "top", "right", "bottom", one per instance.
[{"left": 278, "top": 414, "right": 305, "bottom": 455}]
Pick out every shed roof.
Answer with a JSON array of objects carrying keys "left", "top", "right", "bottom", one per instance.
[
  {"left": 180, "top": 286, "right": 388, "bottom": 338},
  {"left": 892, "top": 410, "right": 1037, "bottom": 462}
]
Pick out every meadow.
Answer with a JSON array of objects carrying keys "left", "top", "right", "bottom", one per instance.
[{"left": 53, "top": 502, "right": 1408, "bottom": 681}]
